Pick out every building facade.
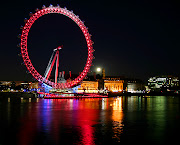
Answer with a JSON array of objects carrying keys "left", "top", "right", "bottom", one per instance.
[
  {"left": 78, "top": 81, "right": 98, "bottom": 93},
  {"left": 148, "top": 76, "right": 179, "bottom": 91},
  {"left": 104, "top": 77, "right": 124, "bottom": 92},
  {"left": 0, "top": 81, "right": 39, "bottom": 91},
  {"left": 127, "top": 80, "right": 145, "bottom": 93}
]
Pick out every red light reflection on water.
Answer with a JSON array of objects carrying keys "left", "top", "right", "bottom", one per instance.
[
  {"left": 50, "top": 99, "right": 99, "bottom": 145},
  {"left": 18, "top": 118, "right": 36, "bottom": 145},
  {"left": 17, "top": 98, "right": 100, "bottom": 145},
  {"left": 17, "top": 102, "right": 39, "bottom": 145},
  {"left": 75, "top": 100, "right": 99, "bottom": 145},
  {"left": 81, "top": 125, "right": 95, "bottom": 145}
]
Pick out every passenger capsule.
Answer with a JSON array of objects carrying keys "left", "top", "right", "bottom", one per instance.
[
  {"left": 49, "top": 4, "right": 53, "bottom": 7},
  {"left": 20, "top": 25, "right": 24, "bottom": 29},
  {"left": 42, "top": 5, "right": 46, "bottom": 9},
  {"left": 17, "top": 43, "right": 21, "bottom": 47},
  {"left": 17, "top": 34, "right": 21, "bottom": 39},
  {"left": 18, "top": 53, "right": 22, "bottom": 56},
  {"left": 21, "top": 62, "right": 25, "bottom": 65},
  {"left": 24, "top": 18, "right": 28, "bottom": 23},
  {"left": 29, "top": 12, "right": 33, "bottom": 17},
  {"left": 35, "top": 8, "right": 39, "bottom": 12}
]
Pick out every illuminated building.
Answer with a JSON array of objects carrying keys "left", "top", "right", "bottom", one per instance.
[
  {"left": 77, "top": 75, "right": 125, "bottom": 93},
  {"left": 78, "top": 81, "right": 98, "bottom": 93},
  {"left": 102, "top": 68, "right": 105, "bottom": 79},
  {"left": 29, "top": 82, "right": 39, "bottom": 89},
  {"left": 126, "top": 79, "right": 145, "bottom": 93},
  {"left": 104, "top": 77, "right": 124, "bottom": 92},
  {"left": 148, "top": 76, "right": 179, "bottom": 91},
  {"left": 0, "top": 81, "right": 39, "bottom": 91}
]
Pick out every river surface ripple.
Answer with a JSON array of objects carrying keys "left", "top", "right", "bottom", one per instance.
[{"left": 0, "top": 96, "right": 180, "bottom": 145}]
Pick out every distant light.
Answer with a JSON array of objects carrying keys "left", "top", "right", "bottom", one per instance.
[{"left": 97, "top": 68, "right": 101, "bottom": 72}]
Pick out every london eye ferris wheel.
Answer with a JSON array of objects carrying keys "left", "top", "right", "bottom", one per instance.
[{"left": 19, "top": 4, "right": 94, "bottom": 89}]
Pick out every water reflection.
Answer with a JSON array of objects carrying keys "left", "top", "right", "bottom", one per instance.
[
  {"left": 34, "top": 99, "right": 104, "bottom": 145},
  {"left": 112, "top": 97, "right": 124, "bottom": 143},
  {"left": 0, "top": 96, "right": 179, "bottom": 144}
]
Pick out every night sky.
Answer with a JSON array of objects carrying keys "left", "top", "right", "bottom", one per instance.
[{"left": 0, "top": 0, "right": 179, "bottom": 82}]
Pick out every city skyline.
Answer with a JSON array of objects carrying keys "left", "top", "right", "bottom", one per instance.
[{"left": 0, "top": 0, "right": 179, "bottom": 82}]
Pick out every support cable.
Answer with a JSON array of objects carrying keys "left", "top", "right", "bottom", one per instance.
[
  {"left": 45, "top": 51, "right": 58, "bottom": 79},
  {"left": 44, "top": 51, "right": 55, "bottom": 78}
]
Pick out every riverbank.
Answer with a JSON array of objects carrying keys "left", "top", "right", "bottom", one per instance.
[
  {"left": 0, "top": 92, "right": 37, "bottom": 98},
  {"left": 108, "top": 92, "right": 180, "bottom": 97},
  {"left": 1, "top": 92, "right": 179, "bottom": 100}
]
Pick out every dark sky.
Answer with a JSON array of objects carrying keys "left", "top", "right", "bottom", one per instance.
[{"left": 0, "top": 0, "right": 179, "bottom": 82}]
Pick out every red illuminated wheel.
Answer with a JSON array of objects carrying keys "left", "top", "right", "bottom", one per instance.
[{"left": 20, "top": 5, "right": 94, "bottom": 89}]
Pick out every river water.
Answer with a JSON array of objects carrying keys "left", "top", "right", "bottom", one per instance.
[{"left": 0, "top": 96, "right": 180, "bottom": 145}]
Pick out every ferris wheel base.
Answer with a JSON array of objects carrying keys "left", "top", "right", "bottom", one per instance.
[{"left": 38, "top": 83, "right": 108, "bottom": 98}]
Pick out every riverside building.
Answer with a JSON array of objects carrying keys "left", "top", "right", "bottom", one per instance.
[{"left": 148, "top": 75, "right": 179, "bottom": 91}]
